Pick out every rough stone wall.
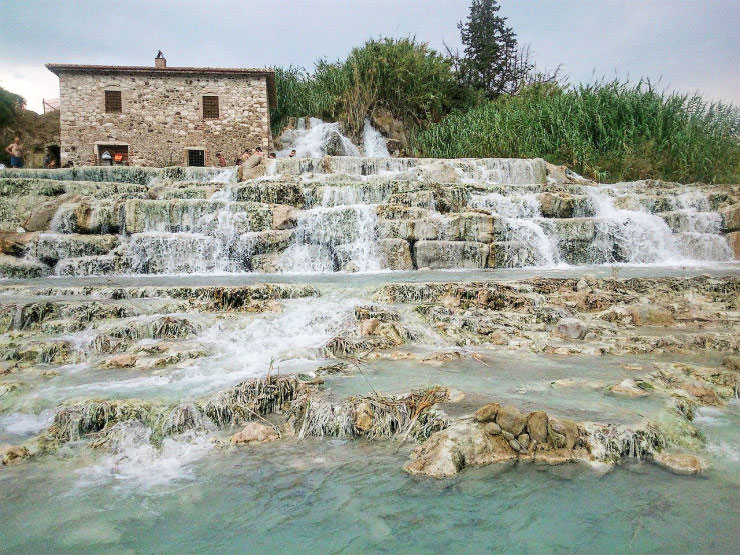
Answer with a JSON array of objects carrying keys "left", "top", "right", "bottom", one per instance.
[{"left": 58, "top": 71, "right": 271, "bottom": 167}]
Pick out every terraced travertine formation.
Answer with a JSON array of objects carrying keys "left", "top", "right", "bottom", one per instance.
[
  {"left": 0, "top": 156, "right": 737, "bottom": 278},
  {"left": 1, "top": 158, "right": 739, "bottom": 491},
  {"left": 0, "top": 273, "right": 737, "bottom": 478}
]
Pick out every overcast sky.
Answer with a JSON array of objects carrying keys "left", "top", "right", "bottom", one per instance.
[{"left": 1, "top": 0, "right": 738, "bottom": 113}]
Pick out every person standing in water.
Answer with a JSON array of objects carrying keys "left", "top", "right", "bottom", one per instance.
[
  {"left": 216, "top": 152, "right": 227, "bottom": 167},
  {"left": 5, "top": 136, "right": 24, "bottom": 168}
]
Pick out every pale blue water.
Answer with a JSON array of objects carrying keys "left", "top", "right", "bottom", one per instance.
[
  {"left": 1, "top": 429, "right": 738, "bottom": 553},
  {"left": 1, "top": 267, "right": 738, "bottom": 552}
]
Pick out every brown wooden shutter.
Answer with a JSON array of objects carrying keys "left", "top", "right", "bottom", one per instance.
[
  {"left": 105, "top": 90, "right": 122, "bottom": 113},
  {"left": 203, "top": 96, "right": 219, "bottom": 119}
]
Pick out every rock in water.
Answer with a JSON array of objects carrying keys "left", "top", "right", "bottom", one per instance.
[
  {"left": 22, "top": 193, "right": 82, "bottom": 232},
  {"left": 354, "top": 400, "right": 374, "bottom": 433},
  {"left": 271, "top": 205, "right": 299, "bottom": 230},
  {"left": 1, "top": 445, "right": 30, "bottom": 465},
  {"left": 325, "top": 131, "right": 349, "bottom": 156},
  {"left": 627, "top": 304, "right": 674, "bottom": 326},
  {"left": 359, "top": 318, "right": 381, "bottom": 337},
  {"left": 533, "top": 448, "right": 576, "bottom": 466},
  {"left": 555, "top": 318, "right": 589, "bottom": 340},
  {"left": 609, "top": 379, "right": 649, "bottom": 398},
  {"left": 483, "top": 422, "right": 502, "bottom": 436},
  {"left": 496, "top": 405, "right": 527, "bottom": 436},
  {"left": 518, "top": 433, "right": 530, "bottom": 450},
  {"left": 230, "top": 422, "right": 280, "bottom": 445},
  {"left": 547, "top": 418, "right": 579, "bottom": 450},
  {"left": 404, "top": 421, "right": 516, "bottom": 478},
  {"left": 652, "top": 452, "right": 707, "bottom": 475},
  {"left": 474, "top": 403, "right": 500, "bottom": 423},
  {"left": 527, "top": 411, "right": 549, "bottom": 443},
  {"left": 0, "top": 232, "right": 39, "bottom": 256}
]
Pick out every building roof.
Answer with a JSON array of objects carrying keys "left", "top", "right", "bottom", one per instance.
[{"left": 45, "top": 63, "right": 277, "bottom": 108}]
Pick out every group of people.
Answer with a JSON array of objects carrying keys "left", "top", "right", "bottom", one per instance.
[
  {"left": 1, "top": 136, "right": 71, "bottom": 169},
  {"left": 3, "top": 136, "right": 300, "bottom": 170},
  {"left": 215, "top": 147, "right": 297, "bottom": 167}
]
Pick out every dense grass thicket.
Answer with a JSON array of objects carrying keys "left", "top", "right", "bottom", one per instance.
[
  {"left": 271, "top": 38, "right": 471, "bottom": 136},
  {"left": 272, "top": 38, "right": 738, "bottom": 183},
  {"left": 410, "top": 81, "right": 740, "bottom": 183}
]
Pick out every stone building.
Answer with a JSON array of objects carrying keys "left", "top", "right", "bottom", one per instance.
[{"left": 46, "top": 54, "right": 275, "bottom": 167}]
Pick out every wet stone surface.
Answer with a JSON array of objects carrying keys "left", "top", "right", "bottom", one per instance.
[{"left": 0, "top": 159, "right": 738, "bottom": 551}]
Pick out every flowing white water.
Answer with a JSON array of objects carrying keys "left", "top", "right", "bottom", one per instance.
[
  {"left": 362, "top": 118, "right": 390, "bottom": 157},
  {"left": 20, "top": 152, "right": 734, "bottom": 277},
  {"left": 277, "top": 117, "right": 360, "bottom": 158},
  {"left": 470, "top": 191, "right": 560, "bottom": 266},
  {"left": 209, "top": 167, "right": 238, "bottom": 183},
  {"left": 0, "top": 409, "right": 55, "bottom": 439},
  {"left": 77, "top": 422, "right": 214, "bottom": 489},
  {"left": 27, "top": 294, "right": 359, "bottom": 403},
  {"left": 277, "top": 117, "right": 389, "bottom": 158},
  {"left": 280, "top": 204, "right": 381, "bottom": 272},
  {"left": 586, "top": 187, "right": 731, "bottom": 264},
  {"left": 129, "top": 232, "right": 250, "bottom": 274}
]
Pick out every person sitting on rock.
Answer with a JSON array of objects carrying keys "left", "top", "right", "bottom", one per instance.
[
  {"left": 244, "top": 148, "right": 263, "bottom": 167},
  {"left": 239, "top": 148, "right": 252, "bottom": 164},
  {"left": 237, "top": 147, "right": 264, "bottom": 180}
]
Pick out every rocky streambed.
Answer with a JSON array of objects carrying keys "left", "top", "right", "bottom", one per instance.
[
  {"left": 1, "top": 273, "right": 736, "bottom": 476},
  {"left": 0, "top": 272, "right": 738, "bottom": 550},
  {"left": 0, "top": 157, "right": 738, "bottom": 551}
]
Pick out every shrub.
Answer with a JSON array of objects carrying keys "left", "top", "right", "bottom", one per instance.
[
  {"left": 271, "top": 38, "right": 470, "bottom": 136},
  {"left": 410, "top": 80, "right": 740, "bottom": 183}
]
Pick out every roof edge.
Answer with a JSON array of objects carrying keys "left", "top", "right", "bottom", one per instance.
[{"left": 46, "top": 63, "right": 277, "bottom": 109}]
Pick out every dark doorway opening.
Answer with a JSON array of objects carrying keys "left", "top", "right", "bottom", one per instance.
[
  {"left": 188, "top": 149, "right": 205, "bottom": 167},
  {"left": 47, "top": 145, "right": 60, "bottom": 167}
]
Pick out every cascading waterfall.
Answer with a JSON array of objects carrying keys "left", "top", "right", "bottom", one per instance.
[
  {"left": 209, "top": 167, "right": 238, "bottom": 184},
  {"left": 470, "top": 191, "right": 560, "bottom": 266},
  {"left": 586, "top": 186, "right": 682, "bottom": 264},
  {"left": 277, "top": 117, "right": 390, "bottom": 158},
  {"left": 129, "top": 187, "right": 259, "bottom": 274},
  {"left": 280, "top": 204, "right": 381, "bottom": 273},
  {"left": 6, "top": 155, "right": 734, "bottom": 277},
  {"left": 362, "top": 118, "right": 390, "bottom": 158},
  {"left": 668, "top": 189, "right": 732, "bottom": 260},
  {"left": 585, "top": 186, "right": 731, "bottom": 264},
  {"left": 277, "top": 117, "right": 360, "bottom": 158}
]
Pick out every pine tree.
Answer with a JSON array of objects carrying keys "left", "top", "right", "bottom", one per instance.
[{"left": 457, "top": 0, "right": 527, "bottom": 97}]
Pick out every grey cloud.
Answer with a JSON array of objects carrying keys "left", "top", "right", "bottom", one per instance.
[{"left": 1, "top": 0, "right": 737, "bottom": 108}]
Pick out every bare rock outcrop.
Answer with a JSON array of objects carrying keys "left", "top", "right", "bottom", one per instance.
[{"left": 230, "top": 422, "right": 280, "bottom": 445}]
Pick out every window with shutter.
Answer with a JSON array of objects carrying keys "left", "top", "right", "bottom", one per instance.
[
  {"left": 105, "top": 90, "right": 122, "bottom": 113},
  {"left": 188, "top": 149, "right": 205, "bottom": 167},
  {"left": 203, "top": 96, "right": 219, "bottom": 119}
]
